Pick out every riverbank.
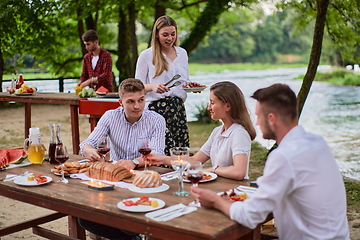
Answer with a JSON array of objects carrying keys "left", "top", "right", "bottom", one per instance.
[{"left": 0, "top": 104, "right": 359, "bottom": 239}]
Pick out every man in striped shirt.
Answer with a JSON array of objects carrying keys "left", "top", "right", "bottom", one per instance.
[{"left": 80, "top": 78, "right": 166, "bottom": 170}]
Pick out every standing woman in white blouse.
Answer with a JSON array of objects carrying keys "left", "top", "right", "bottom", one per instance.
[{"left": 135, "top": 15, "right": 190, "bottom": 156}]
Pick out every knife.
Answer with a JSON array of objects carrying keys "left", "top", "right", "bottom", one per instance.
[{"left": 153, "top": 206, "right": 187, "bottom": 219}]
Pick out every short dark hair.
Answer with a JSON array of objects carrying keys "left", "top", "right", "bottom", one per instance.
[
  {"left": 251, "top": 83, "right": 298, "bottom": 120},
  {"left": 82, "top": 30, "right": 99, "bottom": 42},
  {"left": 118, "top": 78, "right": 145, "bottom": 98}
]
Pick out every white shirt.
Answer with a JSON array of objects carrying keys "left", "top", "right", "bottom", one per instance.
[
  {"left": 229, "top": 125, "right": 349, "bottom": 239},
  {"left": 200, "top": 123, "right": 251, "bottom": 179},
  {"left": 92, "top": 55, "right": 99, "bottom": 70},
  {"left": 80, "top": 107, "right": 166, "bottom": 161},
  {"left": 135, "top": 46, "right": 190, "bottom": 105}
]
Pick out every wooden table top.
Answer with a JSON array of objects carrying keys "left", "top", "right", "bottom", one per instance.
[
  {"left": 0, "top": 156, "right": 259, "bottom": 240},
  {"left": 0, "top": 92, "right": 80, "bottom": 105}
]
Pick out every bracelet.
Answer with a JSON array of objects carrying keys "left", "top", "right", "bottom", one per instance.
[{"left": 213, "top": 166, "right": 219, "bottom": 173}]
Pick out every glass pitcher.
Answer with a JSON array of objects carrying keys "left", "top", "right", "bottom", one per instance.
[
  {"left": 48, "top": 123, "right": 63, "bottom": 164},
  {"left": 24, "top": 127, "right": 45, "bottom": 164}
]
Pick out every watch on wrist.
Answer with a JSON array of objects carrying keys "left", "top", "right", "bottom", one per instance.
[
  {"left": 132, "top": 159, "right": 139, "bottom": 169},
  {"left": 213, "top": 165, "right": 219, "bottom": 173}
]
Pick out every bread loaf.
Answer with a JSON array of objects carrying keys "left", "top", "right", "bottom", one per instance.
[{"left": 85, "top": 162, "right": 133, "bottom": 181}]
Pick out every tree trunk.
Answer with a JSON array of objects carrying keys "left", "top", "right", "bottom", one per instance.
[
  {"left": 297, "top": 0, "right": 330, "bottom": 117},
  {"left": 181, "top": 0, "right": 229, "bottom": 54},
  {"left": 0, "top": 42, "right": 4, "bottom": 92},
  {"left": 76, "top": 5, "right": 87, "bottom": 56},
  {"left": 128, "top": 2, "right": 138, "bottom": 76}
]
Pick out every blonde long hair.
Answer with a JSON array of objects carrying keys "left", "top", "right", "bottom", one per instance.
[
  {"left": 151, "top": 16, "right": 179, "bottom": 78},
  {"left": 211, "top": 82, "right": 256, "bottom": 140}
]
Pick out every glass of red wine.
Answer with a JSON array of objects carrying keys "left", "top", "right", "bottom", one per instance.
[
  {"left": 187, "top": 161, "right": 203, "bottom": 206},
  {"left": 138, "top": 139, "right": 151, "bottom": 171},
  {"left": 55, "top": 145, "right": 69, "bottom": 183},
  {"left": 97, "top": 137, "right": 110, "bottom": 161}
]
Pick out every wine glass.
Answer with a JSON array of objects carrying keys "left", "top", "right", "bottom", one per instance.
[
  {"left": 170, "top": 147, "right": 190, "bottom": 197},
  {"left": 97, "top": 136, "right": 110, "bottom": 161},
  {"left": 55, "top": 145, "right": 69, "bottom": 183},
  {"left": 187, "top": 161, "right": 203, "bottom": 207},
  {"left": 138, "top": 139, "right": 151, "bottom": 171}
]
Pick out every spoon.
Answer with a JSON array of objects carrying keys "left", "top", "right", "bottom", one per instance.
[
  {"left": 164, "top": 74, "right": 181, "bottom": 86},
  {"left": 168, "top": 81, "right": 181, "bottom": 88}
]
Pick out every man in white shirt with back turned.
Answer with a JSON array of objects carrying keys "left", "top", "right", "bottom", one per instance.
[{"left": 192, "top": 83, "right": 350, "bottom": 239}]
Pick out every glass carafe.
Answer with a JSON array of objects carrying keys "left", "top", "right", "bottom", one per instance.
[
  {"left": 48, "top": 123, "right": 63, "bottom": 164},
  {"left": 24, "top": 127, "right": 45, "bottom": 164}
]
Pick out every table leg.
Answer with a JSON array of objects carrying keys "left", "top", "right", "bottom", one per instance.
[
  {"left": 24, "top": 103, "right": 31, "bottom": 138},
  {"left": 68, "top": 216, "right": 86, "bottom": 240},
  {"left": 70, "top": 105, "right": 80, "bottom": 154}
]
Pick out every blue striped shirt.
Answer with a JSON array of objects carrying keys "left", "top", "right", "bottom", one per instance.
[{"left": 80, "top": 107, "right": 166, "bottom": 161}]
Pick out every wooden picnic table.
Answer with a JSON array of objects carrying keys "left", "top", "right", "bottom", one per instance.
[{"left": 0, "top": 155, "right": 269, "bottom": 240}]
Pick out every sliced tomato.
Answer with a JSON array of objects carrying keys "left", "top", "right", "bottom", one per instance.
[
  {"left": 139, "top": 196, "right": 149, "bottom": 201},
  {"left": 123, "top": 200, "right": 137, "bottom": 206}
]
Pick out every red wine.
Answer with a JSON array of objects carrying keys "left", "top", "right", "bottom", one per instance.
[
  {"left": 139, "top": 147, "right": 151, "bottom": 155},
  {"left": 187, "top": 173, "right": 203, "bottom": 184},
  {"left": 98, "top": 147, "right": 110, "bottom": 155},
  {"left": 55, "top": 155, "right": 69, "bottom": 163},
  {"left": 49, "top": 142, "right": 63, "bottom": 164}
]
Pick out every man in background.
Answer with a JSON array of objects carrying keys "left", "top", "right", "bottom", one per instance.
[
  {"left": 77, "top": 29, "right": 113, "bottom": 91},
  {"left": 192, "top": 83, "right": 349, "bottom": 239}
]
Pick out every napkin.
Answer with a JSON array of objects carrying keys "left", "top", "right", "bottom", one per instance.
[
  {"left": 3, "top": 172, "right": 32, "bottom": 182},
  {"left": 160, "top": 171, "right": 178, "bottom": 181},
  {"left": 70, "top": 173, "right": 132, "bottom": 189},
  {"left": 145, "top": 203, "right": 197, "bottom": 222}
]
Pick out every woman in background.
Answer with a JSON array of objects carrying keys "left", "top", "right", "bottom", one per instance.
[
  {"left": 148, "top": 81, "right": 256, "bottom": 180},
  {"left": 135, "top": 15, "right": 190, "bottom": 156}
]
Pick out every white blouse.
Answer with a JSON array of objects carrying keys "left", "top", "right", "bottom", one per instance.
[
  {"left": 200, "top": 123, "right": 251, "bottom": 179},
  {"left": 135, "top": 46, "right": 190, "bottom": 104}
]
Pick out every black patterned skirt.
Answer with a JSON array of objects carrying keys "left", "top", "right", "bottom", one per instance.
[{"left": 148, "top": 96, "right": 189, "bottom": 156}]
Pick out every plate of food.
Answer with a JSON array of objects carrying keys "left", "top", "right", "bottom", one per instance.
[
  {"left": 182, "top": 82, "right": 207, "bottom": 93},
  {"left": 183, "top": 172, "right": 217, "bottom": 183},
  {"left": 14, "top": 93, "right": 33, "bottom": 96},
  {"left": 14, "top": 174, "right": 52, "bottom": 186},
  {"left": 117, "top": 196, "right": 165, "bottom": 212},
  {"left": 128, "top": 183, "right": 169, "bottom": 193},
  {"left": 51, "top": 161, "right": 91, "bottom": 176},
  {"left": 217, "top": 187, "right": 256, "bottom": 201}
]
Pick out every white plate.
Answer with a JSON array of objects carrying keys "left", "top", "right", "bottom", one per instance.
[
  {"left": 117, "top": 197, "right": 165, "bottom": 212},
  {"left": 53, "top": 172, "right": 70, "bottom": 177},
  {"left": 128, "top": 183, "right": 169, "bottom": 193},
  {"left": 182, "top": 87, "right": 206, "bottom": 93},
  {"left": 183, "top": 172, "right": 217, "bottom": 183},
  {"left": 14, "top": 176, "right": 52, "bottom": 186},
  {"left": 14, "top": 93, "right": 33, "bottom": 96}
]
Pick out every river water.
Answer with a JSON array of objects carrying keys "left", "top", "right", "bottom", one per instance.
[{"left": 3, "top": 67, "right": 360, "bottom": 179}]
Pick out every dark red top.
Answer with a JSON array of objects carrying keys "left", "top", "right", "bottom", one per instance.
[{"left": 80, "top": 48, "right": 113, "bottom": 91}]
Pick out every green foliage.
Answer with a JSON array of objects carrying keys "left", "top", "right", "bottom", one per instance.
[
  {"left": 313, "top": 70, "right": 360, "bottom": 86},
  {"left": 249, "top": 141, "right": 268, "bottom": 161},
  {"left": 344, "top": 179, "right": 360, "bottom": 211},
  {"left": 193, "top": 102, "right": 219, "bottom": 124}
]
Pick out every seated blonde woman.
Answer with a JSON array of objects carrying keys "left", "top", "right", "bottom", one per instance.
[{"left": 147, "top": 81, "right": 256, "bottom": 180}]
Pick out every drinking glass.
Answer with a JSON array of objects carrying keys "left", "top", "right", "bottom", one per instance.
[
  {"left": 55, "top": 145, "right": 69, "bottom": 183},
  {"left": 97, "top": 136, "right": 110, "bottom": 161},
  {"left": 170, "top": 147, "right": 190, "bottom": 197},
  {"left": 138, "top": 139, "right": 152, "bottom": 171},
  {"left": 187, "top": 161, "right": 203, "bottom": 207}
]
